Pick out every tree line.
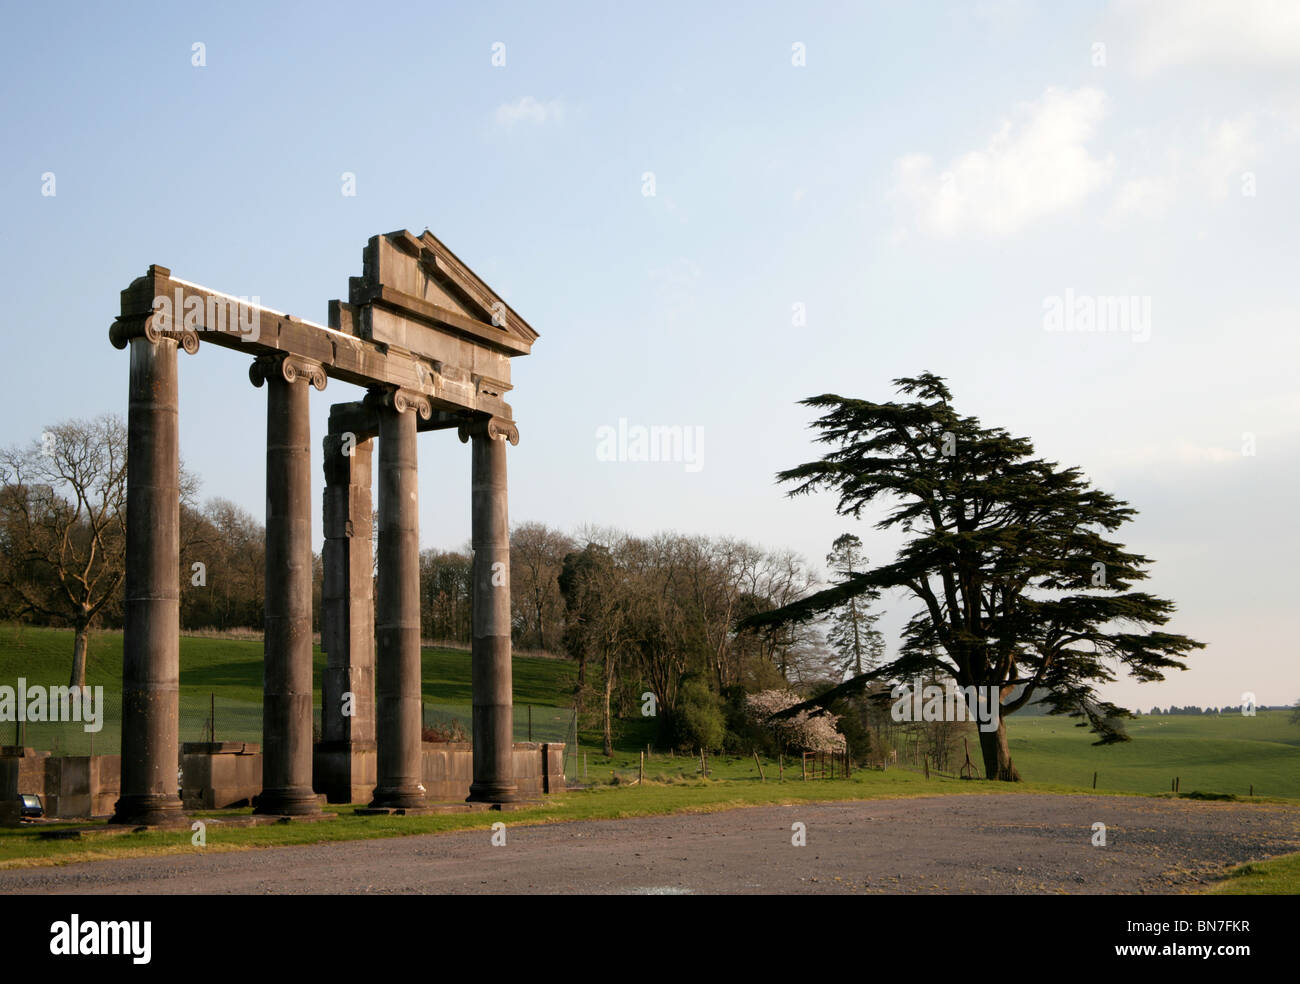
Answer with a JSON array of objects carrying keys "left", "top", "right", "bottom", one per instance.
[{"left": 0, "top": 418, "right": 869, "bottom": 739}]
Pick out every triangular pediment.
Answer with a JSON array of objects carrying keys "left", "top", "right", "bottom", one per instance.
[{"left": 347, "top": 229, "right": 537, "bottom": 357}]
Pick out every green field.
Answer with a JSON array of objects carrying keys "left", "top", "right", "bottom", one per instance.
[
  {"left": 0, "top": 625, "right": 576, "bottom": 756},
  {"left": 1006, "top": 713, "right": 1300, "bottom": 800},
  {"left": 2, "top": 624, "right": 1297, "bottom": 801}
]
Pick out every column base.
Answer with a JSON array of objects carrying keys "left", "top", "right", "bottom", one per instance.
[
  {"left": 253, "top": 787, "right": 322, "bottom": 816},
  {"left": 109, "top": 794, "right": 187, "bottom": 827},
  {"left": 369, "top": 785, "right": 426, "bottom": 810},
  {"left": 466, "top": 781, "right": 520, "bottom": 804},
  {"left": 313, "top": 740, "right": 377, "bottom": 805}
]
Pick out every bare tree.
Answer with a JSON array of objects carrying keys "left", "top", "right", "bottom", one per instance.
[
  {"left": 0, "top": 416, "right": 129, "bottom": 688},
  {"left": 559, "top": 531, "right": 638, "bottom": 755},
  {"left": 196, "top": 498, "right": 266, "bottom": 629},
  {"left": 509, "top": 521, "right": 573, "bottom": 650}
]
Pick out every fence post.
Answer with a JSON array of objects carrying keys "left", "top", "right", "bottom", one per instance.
[
  {"left": 639, "top": 750, "right": 644, "bottom": 787},
  {"left": 564, "top": 705, "right": 578, "bottom": 779},
  {"left": 1093, "top": 771, "right": 1097, "bottom": 789},
  {"left": 753, "top": 750, "right": 765, "bottom": 782}
]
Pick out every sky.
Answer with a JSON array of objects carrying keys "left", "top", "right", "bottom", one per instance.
[{"left": 1, "top": 0, "right": 1296, "bottom": 711}]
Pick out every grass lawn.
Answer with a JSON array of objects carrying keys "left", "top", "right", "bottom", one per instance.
[
  {"left": 1204, "top": 851, "right": 1300, "bottom": 894},
  {"left": 0, "top": 625, "right": 576, "bottom": 753}
]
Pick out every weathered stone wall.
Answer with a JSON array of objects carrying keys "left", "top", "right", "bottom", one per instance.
[
  {"left": 5, "top": 742, "right": 564, "bottom": 816},
  {"left": 0, "top": 746, "right": 51, "bottom": 802},
  {"left": 43, "top": 755, "right": 121, "bottom": 818},
  {"left": 421, "top": 741, "right": 565, "bottom": 802}
]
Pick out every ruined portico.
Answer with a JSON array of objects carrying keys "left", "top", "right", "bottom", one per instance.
[{"left": 108, "top": 230, "right": 537, "bottom": 824}]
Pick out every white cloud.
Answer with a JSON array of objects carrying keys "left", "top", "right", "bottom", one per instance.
[
  {"left": 1108, "top": 174, "right": 1178, "bottom": 221},
  {"left": 1114, "top": 0, "right": 1300, "bottom": 76},
  {"left": 1105, "top": 108, "right": 1299, "bottom": 221},
  {"left": 1096, "top": 441, "right": 1246, "bottom": 475},
  {"left": 1200, "top": 115, "right": 1261, "bottom": 198},
  {"left": 1168, "top": 442, "right": 1243, "bottom": 465},
  {"left": 494, "top": 96, "right": 565, "bottom": 127},
  {"left": 891, "top": 87, "right": 1114, "bottom": 238}
]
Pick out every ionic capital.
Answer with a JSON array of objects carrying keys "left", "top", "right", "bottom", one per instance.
[
  {"left": 109, "top": 314, "right": 200, "bottom": 356},
  {"left": 250, "top": 353, "right": 327, "bottom": 390},
  {"left": 366, "top": 387, "right": 432, "bottom": 420},
  {"left": 457, "top": 415, "right": 520, "bottom": 446}
]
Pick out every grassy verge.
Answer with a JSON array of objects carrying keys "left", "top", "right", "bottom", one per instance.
[{"left": 1202, "top": 852, "right": 1300, "bottom": 895}]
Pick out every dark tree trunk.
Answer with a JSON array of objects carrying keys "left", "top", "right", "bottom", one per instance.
[{"left": 977, "top": 717, "right": 1021, "bottom": 781}]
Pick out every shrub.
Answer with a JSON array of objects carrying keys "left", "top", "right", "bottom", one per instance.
[
  {"left": 672, "top": 674, "right": 727, "bottom": 752},
  {"left": 722, "top": 684, "right": 774, "bottom": 755}
]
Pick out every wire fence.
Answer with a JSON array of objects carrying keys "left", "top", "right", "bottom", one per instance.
[{"left": 9, "top": 690, "right": 578, "bottom": 761}]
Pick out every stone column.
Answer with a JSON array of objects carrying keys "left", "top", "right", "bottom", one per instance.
[
  {"left": 461, "top": 415, "right": 520, "bottom": 803},
  {"left": 110, "top": 323, "right": 196, "bottom": 826},
  {"left": 370, "top": 389, "right": 429, "bottom": 809},
  {"left": 251, "top": 354, "right": 325, "bottom": 815},
  {"left": 317, "top": 424, "right": 377, "bottom": 803}
]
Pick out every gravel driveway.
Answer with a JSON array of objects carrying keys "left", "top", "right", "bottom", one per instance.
[{"left": 3, "top": 794, "right": 1297, "bottom": 894}]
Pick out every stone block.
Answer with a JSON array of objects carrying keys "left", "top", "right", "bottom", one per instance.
[
  {"left": 42, "top": 755, "right": 120, "bottom": 818},
  {"left": 182, "top": 743, "right": 262, "bottom": 809},
  {"left": 313, "top": 740, "right": 377, "bottom": 804}
]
